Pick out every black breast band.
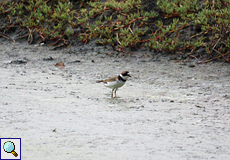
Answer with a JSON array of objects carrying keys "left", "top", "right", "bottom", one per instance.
[{"left": 118, "top": 75, "right": 126, "bottom": 82}]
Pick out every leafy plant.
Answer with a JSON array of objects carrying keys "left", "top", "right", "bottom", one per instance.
[{"left": 0, "top": 0, "right": 229, "bottom": 62}]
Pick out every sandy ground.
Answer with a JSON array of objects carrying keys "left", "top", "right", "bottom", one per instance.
[{"left": 0, "top": 39, "right": 230, "bottom": 160}]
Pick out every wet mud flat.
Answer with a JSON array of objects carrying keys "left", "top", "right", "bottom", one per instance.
[{"left": 0, "top": 40, "right": 230, "bottom": 159}]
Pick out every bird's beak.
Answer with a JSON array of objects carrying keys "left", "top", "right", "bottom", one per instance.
[{"left": 128, "top": 74, "right": 131, "bottom": 77}]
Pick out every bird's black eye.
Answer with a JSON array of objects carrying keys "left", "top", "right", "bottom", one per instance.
[{"left": 122, "top": 71, "right": 129, "bottom": 76}]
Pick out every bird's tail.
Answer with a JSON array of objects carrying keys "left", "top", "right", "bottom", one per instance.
[{"left": 96, "top": 80, "right": 103, "bottom": 83}]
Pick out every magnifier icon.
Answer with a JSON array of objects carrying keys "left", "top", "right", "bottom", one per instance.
[{"left": 3, "top": 141, "right": 18, "bottom": 157}]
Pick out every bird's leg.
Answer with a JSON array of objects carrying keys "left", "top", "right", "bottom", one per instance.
[
  {"left": 114, "top": 88, "right": 117, "bottom": 98},
  {"left": 111, "top": 88, "right": 115, "bottom": 98}
]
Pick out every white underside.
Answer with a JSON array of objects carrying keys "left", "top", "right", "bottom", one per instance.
[{"left": 104, "top": 81, "right": 125, "bottom": 89}]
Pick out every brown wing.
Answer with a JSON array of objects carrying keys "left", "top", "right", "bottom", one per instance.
[
  {"left": 96, "top": 80, "right": 103, "bottom": 83},
  {"left": 102, "top": 76, "right": 118, "bottom": 83}
]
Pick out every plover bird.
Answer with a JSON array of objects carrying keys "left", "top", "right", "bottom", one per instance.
[{"left": 96, "top": 71, "right": 131, "bottom": 98}]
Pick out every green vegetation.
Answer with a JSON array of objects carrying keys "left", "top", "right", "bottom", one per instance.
[
  {"left": 0, "top": 0, "right": 229, "bottom": 62},
  {"left": 0, "top": 0, "right": 76, "bottom": 45}
]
